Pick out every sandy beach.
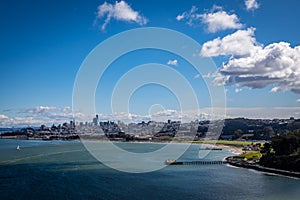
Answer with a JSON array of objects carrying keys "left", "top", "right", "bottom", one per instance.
[{"left": 214, "top": 144, "right": 244, "bottom": 154}]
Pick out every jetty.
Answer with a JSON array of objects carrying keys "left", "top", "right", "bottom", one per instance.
[
  {"left": 199, "top": 147, "right": 222, "bottom": 150},
  {"left": 165, "top": 159, "right": 227, "bottom": 165}
]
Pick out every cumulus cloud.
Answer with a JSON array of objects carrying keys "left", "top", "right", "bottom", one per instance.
[
  {"left": 201, "top": 28, "right": 300, "bottom": 93},
  {"left": 201, "top": 10, "right": 243, "bottom": 33},
  {"left": 297, "top": 99, "right": 300, "bottom": 103},
  {"left": 200, "top": 28, "right": 261, "bottom": 57},
  {"left": 94, "top": 1, "right": 148, "bottom": 31},
  {"left": 245, "top": 0, "right": 259, "bottom": 11},
  {"left": 167, "top": 59, "right": 178, "bottom": 66},
  {"left": 176, "top": 6, "right": 243, "bottom": 33}
]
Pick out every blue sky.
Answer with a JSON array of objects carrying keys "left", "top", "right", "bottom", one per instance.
[{"left": 1, "top": 0, "right": 300, "bottom": 127}]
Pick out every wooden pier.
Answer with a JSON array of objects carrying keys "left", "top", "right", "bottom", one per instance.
[
  {"left": 199, "top": 147, "right": 222, "bottom": 151},
  {"left": 165, "top": 160, "right": 227, "bottom": 165}
]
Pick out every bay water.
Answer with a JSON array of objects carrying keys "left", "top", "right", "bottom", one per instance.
[{"left": 0, "top": 139, "right": 299, "bottom": 199}]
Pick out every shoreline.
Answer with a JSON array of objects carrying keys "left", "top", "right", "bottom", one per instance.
[
  {"left": 0, "top": 137, "right": 244, "bottom": 153},
  {"left": 214, "top": 144, "right": 244, "bottom": 154},
  {"left": 226, "top": 156, "right": 300, "bottom": 179},
  {"left": 0, "top": 137, "right": 244, "bottom": 159}
]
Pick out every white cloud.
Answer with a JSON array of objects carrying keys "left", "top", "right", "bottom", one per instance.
[
  {"left": 176, "top": 6, "right": 243, "bottom": 33},
  {"left": 176, "top": 14, "right": 185, "bottom": 21},
  {"left": 200, "top": 28, "right": 261, "bottom": 57},
  {"left": 94, "top": 1, "right": 148, "bottom": 31},
  {"left": 0, "top": 114, "right": 9, "bottom": 119},
  {"left": 194, "top": 74, "right": 201, "bottom": 79},
  {"left": 167, "top": 59, "right": 178, "bottom": 66},
  {"left": 0, "top": 106, "right": 90, "bottom": 128},
  {"left": 176, "top": 6, "right": 199, "bottom": 25},
  {"left": 201, "top": 28, "right": 300, "bottom": 94},
  {"left": 296, "top": 99, "right": 300, "bottom": 103},
  {"left": 0, "top": 115, "right": 36, "bottom": 128},
  {"left": 26, "top": 106, "right": 57, "bottom": 114},
  {"left": 245, "top": 0, "right": 259, "bottom": 11},
  {"left": 107, "top": 108, "right": 300, "bottom": 121},
  {"left": 270, "top": 87, "right": 280, "bottom": 93},
  {"left": 216, "top": 42, "right": 300, "bottom": 93},
  {"left": 224, "top": 107, "right": 300, "bottom": 119},
  {"left": 201, "top": 10, "right": 243, "bottom": 33},
  {"left": 235, "top": 88, "right": 242, "bottom": 93},
  {"left": 150, "top": 107, "right": 300, "bottom": 120},
  {"left": 203, "top": 73, "right": 213, "bottom": 78},
  {"left": 194, "top": 73, "right": 212, "bottom": 79},
  {"left": 2, "top": 106, "right": 300, "bottom": 127}
]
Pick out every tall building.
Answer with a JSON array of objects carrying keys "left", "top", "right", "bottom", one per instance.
[{"left": 93, "top": 114, "right": 99, "bottom": 126}]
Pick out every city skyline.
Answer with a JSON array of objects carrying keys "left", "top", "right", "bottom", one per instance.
[{"left": 1, "top": 0, "right": 300, "bottom": 127}]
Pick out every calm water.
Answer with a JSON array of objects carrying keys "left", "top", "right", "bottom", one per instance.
[{"left": 0, "top": 139, "right": 299, "bottom": 200}]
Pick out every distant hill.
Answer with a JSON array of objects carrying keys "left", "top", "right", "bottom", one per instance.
[{"left": 0, "top": 128, "right": 22, "bottom": 133}]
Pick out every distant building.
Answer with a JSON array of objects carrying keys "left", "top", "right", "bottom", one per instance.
[
  {"left": 70, "top": 120, "right": 75, "bottom": 129},
  {"left": 93, "top": 115, "right": 98, "bottom": 126}
]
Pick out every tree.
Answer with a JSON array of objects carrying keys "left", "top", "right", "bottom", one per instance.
[
  {"left": 234, "top": 129, "right": 244, "bottom": 138},
  {"left": 260, "top": 130, "right": 300, "bottom": 172},
  {"left": 263, "top": 126, "right": 275, "bottom": 139},
  {"left": 260, "top": 142, "right": 271, "bottom": 154}
]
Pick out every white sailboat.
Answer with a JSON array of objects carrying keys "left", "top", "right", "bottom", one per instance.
[{"left": 16, "top": 145, "right": 20, "bottom": 150}]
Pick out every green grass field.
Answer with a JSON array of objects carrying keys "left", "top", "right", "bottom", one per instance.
[
  {"left": 236, "top": 152, "right": 262, "bottom": 160},
  {"left": 190, "top": 140, "right": 254, "bottom": 147}
]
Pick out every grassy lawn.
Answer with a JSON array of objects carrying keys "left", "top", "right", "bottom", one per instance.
[
  {"left": 236, "top": 151, "right": 262, "bottom": 160},
  {"left": 190, "top": 140, "right": 254, "bottom": 147}
]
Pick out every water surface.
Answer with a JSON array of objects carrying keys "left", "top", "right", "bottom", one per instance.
[{"left": 0, "top": 139, "right": 299, "bottom": 200}]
